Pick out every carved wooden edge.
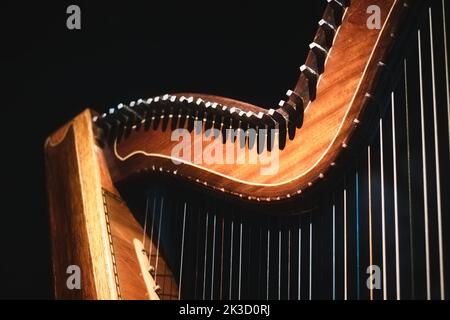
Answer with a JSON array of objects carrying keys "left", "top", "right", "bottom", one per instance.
[{"left": 45, "top": 109, "right": 119, "bottom": 299}]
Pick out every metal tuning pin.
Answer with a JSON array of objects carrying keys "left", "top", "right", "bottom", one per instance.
[
  {"left": 176, "top": 96, "right": 190, "bottom": 130},
  {"left": 259, "top": 111, "right": 276, "bottom": 152},
  {"left": 171, "top": 100, "right": 182, "bottom": 131},
  {"left": 237, "top": 110, "right": 250, "bottom": 148},
  {"left": 221, "top": 106, "right": 232, "bottom": 144},
  {"left": 194, "top": 98, "right": 207, "bottom": 128},
  {"left": 181, "top": 97, "right": 196, "bottom": 132},
  {"left": 326, "top": 0, "right": 347, "bottom": 25},
  {"left": 318, "top": 19, "right": 337, "bottom": 48},
  {"left": 227, "top": 107, "right": 239, "bottom": 143},
  {"left": 159, "top": 94, "right": 173, "bottom": 132},
  {"left": 267, "top": 108, "right": 287, "bottom": 150},
  {"left": 300, "top": 64, "right": 319, "bottom": 101},
  {"left": 244, "top": 111, "right": 260, "bottom": 150},
  {"left": 286, "top": 89, "right": 304, "bottom": 128},
  {"left": 309, "top": 42, "right": 328, "bottom": 74},
  {"left": 141, "top": 98, "right": 154, "bottom": 131},
  {"left": 93, "top": 114, "right": 113, "bottom": 143},
  {"left": 105, "top": 108, "right": 125, "bottom": 143},
  {"left": 116, "top": 103, "right": 133, "bottom": 137},
  {"left": 150, "top": 96, "right": 164, "bottom": 131},
  {"left": 211, "top": 102, "right": 224, "bottom": 132},
  {"left": 134, "top": 99, "right": 149, "bottom": 131},
  {"left": 203, "top": 102, "right": 215, "bottom": 130},
  {"left": 159, "top": 95, "right": 178, "bottom": 131},
  {"left": 278, "top": 100, "right": 297, "bottom": 140}
]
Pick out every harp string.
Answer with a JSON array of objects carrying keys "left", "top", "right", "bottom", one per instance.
[
  {"left": 257, "top": 225, "right": 262, "bottom": 299},
  {"left": 428, "top": 6, "right": 445, "bottom": 300},
  {"left": 332, "top": 201, "right": 336, "bottom": 300},
  {"left": 178, "top": 202, "right": 187, "bottom": 299},
  {"left": 379, "top": 118, "right": 387, "bottom": 300},
  {"left": 266, "top": 226, "right": 270, "bottom": 300},
  {"left": 298, "top": 223, "right": 301, "bottom": 300},
  {"left": 202, "top": 212, "right": 209, "bottom": 300},
  {"left": 417, "top": 29, "right": 431, "bottom": 300},
  {"left": 229, "top": 219, "right": 234, "bottom": 299},
  {"left": 391, "top": 91, "right": 401, "bottom": 300},
  {"left": 238, "top": 218, "right": 243, "bottom": 300},
  {"left": 403, "top": 57, "right": 416, "bottom": 300},
  {"left": 148, "top": 197, "right": 157, "bottom": 264},
  {"left": 343, "top": 188, "right": 347, "bottom": 300},
  {"left": 309, "top": 218, "right": 312, "bottom": 300},
  {"left": 142, "top": 195, "right": 149, "bottom": 248},
  {"left": 287, "top": 228, "right": 291, "bottom": 300},
  {"left": 278, "top": 229, "right": 281, "bottom": 300},
  {"left": 155, "top": 197, "right": 164, "bottom": 283},
  {"left": 355, "top": 171, "right": 361, "bottom": 300},
  {"left": 220, "top": 216, "right": 225, "bottom": 300},
  {"left": 210, "top": 213, "right": 216, "bottom": 300},
  {"left": 194, "top": 207, "right": 202, "bottom": 299}
]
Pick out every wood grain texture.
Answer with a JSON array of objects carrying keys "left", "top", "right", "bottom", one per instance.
[
  {"left": 107, "top": 0, "right": 409, "bottom": 202},
  {"left": 45, "top": 0, "right": 414, "bottom": 300},
  {"left": 103, "top": 190, "right": 178, "bottom": 300},
  {"left": 45, "top": 110, "right": 118, "bottom": 299},
  {"left": 46, "top": 110, "right": 178, "bottom": 299}
]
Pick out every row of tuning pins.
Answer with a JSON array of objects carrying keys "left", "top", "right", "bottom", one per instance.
[
  {"left": 273, "top": 0, "right": 349, "bottom": 144},
  {"left": 93, "top": 0, "right": 349, "bottom": 150}
]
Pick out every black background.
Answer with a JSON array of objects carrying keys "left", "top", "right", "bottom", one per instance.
[{"left": 0, "top": 1, "right": 325, "bottom": 299}]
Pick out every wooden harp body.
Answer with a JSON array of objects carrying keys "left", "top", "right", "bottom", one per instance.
[{"left": 45, "top": 0, "right": 450, "bottom": 299}]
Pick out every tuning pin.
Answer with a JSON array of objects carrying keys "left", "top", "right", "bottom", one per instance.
[
  {"left": 221, "top": 107, "right": 233, "bottom": 144},
  {"left": 106, "top": 113, "right": 125, "bottom": 144},
  {"left": 309, "top": 42, "right": 328, "bottom": 74},
  {"left": 204, "top": 101, "right": 221, "bottom": 131},
  {"left": 194, "top": 98, "right": 207, "bottom": 128},
  {"left": 277, "top": 101, "right": 297, "bottom": 140},
  {"left": 171, "top": 103, "right": 182, "bottom": 131},
  {"left": 326, "top": 0, "right": 347, "bottom": 25},
  {"left": 150, "top": 97, "right": 164, "bottom": 130},
  {"left": 286, "top": 90, "right": 304, "bottom": 128},
  {"left": 318, "top": 19, "right": 336, "bottom": 48},
  {"left": 243, "top": 111, "right": 261, "bottom": 150},
  {"left": 267, "top": 109, "right": 287, "bottom": 150},
  {"left": 257, "top": 111, "right": 276, "bottom": 152},
  {"left": 176, "top": 96, "right": 190, "bottom": 129},
  {"left": 300, "top": 64, "right": 319, "bottom": 101},
  {"left": 94, "top": 116, "right": 113, "bottom": 142},
  {"left": 227, "top": 107, "right": 239, "bottom": 143}
]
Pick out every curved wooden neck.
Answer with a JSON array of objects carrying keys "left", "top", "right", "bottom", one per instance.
[{"left": 98, "top": 0, "right": 411, "bottom": 202}]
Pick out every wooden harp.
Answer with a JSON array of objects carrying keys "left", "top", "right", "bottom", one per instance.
[{"left": 45, "top": 0, "right": 450, "bottom": 300}]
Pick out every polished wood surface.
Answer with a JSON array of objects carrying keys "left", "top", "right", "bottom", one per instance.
[
  {"left": 44, "top": 0, "right": 418, "bottom": 300},
  {"left": 45, "top": 110, "right": 118, "bottom": 299},
  {"left": 107, "top": 0, "right": 410, "bottom": 202},
  {"left": 104, "top": 189, "right": 178, "bottom": 299},
  {"left": 46, "top": 110, "right": 177, "bottom": 299}
]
